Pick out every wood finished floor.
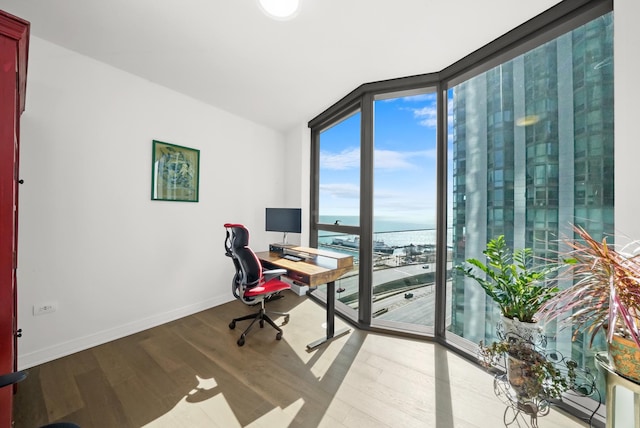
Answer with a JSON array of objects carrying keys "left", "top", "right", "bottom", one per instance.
[{"left": 13, "top": 292, "right": 591, "bottom": 427}]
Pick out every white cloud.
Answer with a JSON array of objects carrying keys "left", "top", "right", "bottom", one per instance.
[
  {"left": 321, "top": 148, "right": 436, "bottom": 171},
  {"left": 320, "top": 148, "right": 359, "bottom": 170},
  {"left": 319, "top": 183, "right": 360, "bottom": 199},
  {"left": 374, "top": 149, "right": 415, "bottom": 169},
  {"left": 401, "top": 93, "right": 436, "bottom": 103},
  {"left": 412, "top": 105, "right": 438, "bottom": 128},
  {"left": 403, "top": 94, "right": 455, "bottom": 129},
  {"left": 373, "top": 189, "right": 437, "bottom": 221},
  {"left": 375, "top": 149, "right": 435, "bottom": 170}
]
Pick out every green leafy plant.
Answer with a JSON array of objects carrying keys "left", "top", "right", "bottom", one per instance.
[
  {"left": 455, "top": 235, "right": 563, "bottom": 323},
  {"left": 479, "top": 337, "right": 576, "bottom": 400},
  {"left": 536, "top": 225, "right": 640, "bottom": 348}
]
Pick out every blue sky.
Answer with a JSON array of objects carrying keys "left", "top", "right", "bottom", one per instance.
[{"left": 319, "top": 92, "right": 452, "bottom": 228}]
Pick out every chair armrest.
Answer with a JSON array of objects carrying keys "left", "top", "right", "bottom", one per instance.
[
  {"left": 264, "top": 268, "right": 287, "bottom": 282},
  {"left": 0, "top": 371, "right": 27, "bottom": 388}
]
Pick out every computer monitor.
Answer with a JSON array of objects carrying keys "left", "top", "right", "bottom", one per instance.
[{"left": 265, "top": 208, "right": 301, "bottom": 244}]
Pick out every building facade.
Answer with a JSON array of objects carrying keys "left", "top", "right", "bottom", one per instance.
[{"left": 450, "top": 13, "right": 614, "bottom": 369}]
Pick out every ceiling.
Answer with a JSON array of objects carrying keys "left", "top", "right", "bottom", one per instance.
[{"left": 0, "top": 0, "right": 562, "bottom": 132}]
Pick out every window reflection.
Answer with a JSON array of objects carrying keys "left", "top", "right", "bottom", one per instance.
[{"left": 448, "top": 12, "right": 613, "bottom": 391}]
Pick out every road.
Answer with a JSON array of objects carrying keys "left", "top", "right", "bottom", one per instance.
[{"left": 315, "top": 262, "right": 453, "bottom": 326}]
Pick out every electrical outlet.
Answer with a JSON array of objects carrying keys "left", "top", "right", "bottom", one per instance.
[{"left": 33, "top": 302, "right": 57, "bottom": 316}]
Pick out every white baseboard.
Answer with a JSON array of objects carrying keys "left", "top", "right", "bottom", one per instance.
[{"left": 18, "top": 294, "right": 232, "bottom": 370}]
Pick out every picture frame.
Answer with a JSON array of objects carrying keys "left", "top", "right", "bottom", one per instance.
[{"left": 151, "top": 140, "right": 200, "bottom": 202}]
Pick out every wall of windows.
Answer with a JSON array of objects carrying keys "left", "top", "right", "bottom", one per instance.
[
  {"left": 309, "top": 0, "right": 613, "bottom": 417},
  {"left": 449, "top": 12, "right": 614, "bottom": 370}
]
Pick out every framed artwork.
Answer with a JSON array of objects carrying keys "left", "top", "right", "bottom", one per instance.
[{"left": 151, "top": 140, "right": 200, "bottom": 202}]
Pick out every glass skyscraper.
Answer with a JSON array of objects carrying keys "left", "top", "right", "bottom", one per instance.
[{"left": 449, "top": 12, "right": 614, "bottom": 369}]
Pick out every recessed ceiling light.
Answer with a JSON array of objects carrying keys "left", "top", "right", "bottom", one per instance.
[{"left": 258, "top": 0, "right": 300, "bottom": 20}]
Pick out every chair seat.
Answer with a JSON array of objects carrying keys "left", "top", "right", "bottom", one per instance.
[{"left": 244, "top": 278, "right": 291, "bottom": 298}]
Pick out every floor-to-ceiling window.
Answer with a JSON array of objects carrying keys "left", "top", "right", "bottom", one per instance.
[
  {"left": 308, "top": 0, "right": 613, "bottom": 417},
  {"left": 369, "top": 90, "right": 439, "bottom": 331},
  {"left": 313, "top": 108, "right": 362, "bottom": 320},
  {"left": 311, "top": 89, "right": 444, "bottom": 331},
  {"left": 448, "top": 11, "right": 614, "bottom": 380}
]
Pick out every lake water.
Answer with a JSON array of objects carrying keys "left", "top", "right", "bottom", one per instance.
[{"left": 318, "top": 215, "right": 452, "bottom": 250}]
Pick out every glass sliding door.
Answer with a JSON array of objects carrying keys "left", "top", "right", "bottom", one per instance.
[{"left": 370, "top": 91, "right": 438, "bottom": 332}]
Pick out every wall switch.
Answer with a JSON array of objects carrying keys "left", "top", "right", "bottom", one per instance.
[{"left": 34, "top": 302, "right": 57, "bottom": 316}]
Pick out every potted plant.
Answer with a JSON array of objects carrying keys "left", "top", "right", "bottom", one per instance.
[
  {"left": 456, "top": 235, "right": 564, "bottom": 338},
  {"left": 479, "top": 335, "right": 576, "bottom": 401},
  {"left": 535, "top": 225, "right": 640, "bottom": 382}
]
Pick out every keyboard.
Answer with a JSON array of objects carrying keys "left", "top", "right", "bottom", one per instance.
[{"left": 283, "top": 254, "right": 303, "bottom": 262}]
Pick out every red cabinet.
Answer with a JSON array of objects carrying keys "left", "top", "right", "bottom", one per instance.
[{"left": 0, "top": 10, "right": 29, "bottom": 426}]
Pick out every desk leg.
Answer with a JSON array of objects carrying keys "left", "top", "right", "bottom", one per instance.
[{"left": 307, "top": 280, "right": 350, "bottom": 350}]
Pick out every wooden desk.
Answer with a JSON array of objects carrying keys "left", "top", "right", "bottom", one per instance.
[{"left": 256, "top": 247, "right": 354, "bottom": 349}]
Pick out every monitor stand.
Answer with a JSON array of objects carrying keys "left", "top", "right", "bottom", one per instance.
[{"left": 269, "top": 242, "right": 296, "bottom": 254}]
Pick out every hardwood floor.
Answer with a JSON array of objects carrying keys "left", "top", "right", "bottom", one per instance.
[{"left": 13, "top": 293, "right": 592, "bottom": 427}]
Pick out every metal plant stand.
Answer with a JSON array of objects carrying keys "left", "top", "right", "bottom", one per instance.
[
  {"left": 487, "top": 330, "right": 601, "bottom": 427},
  {"left": 494, "top": 372, "right": 550, "bottom": 427}
]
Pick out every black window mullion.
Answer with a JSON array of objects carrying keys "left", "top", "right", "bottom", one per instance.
[
  {"left": 359, "top": 93, "right": 374, "bottom": 325},
  {"left": 309, "top": 128, "right": 320, "bottom": 248},
  {"left": 434, "top": 84, "right": 448, "bottom": 340}
]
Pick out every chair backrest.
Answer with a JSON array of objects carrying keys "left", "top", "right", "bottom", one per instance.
[{"left": 224, "top": 223, "right": 263, "bottom": 302}]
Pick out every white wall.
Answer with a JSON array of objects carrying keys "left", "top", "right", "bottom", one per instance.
[
  {"left": 16, "top": 37, "right": 292, "bottom": 369},
  {"left": 284, "top": 124, "right": 311, "bottom": 247},
  {"left": 612, "top": 1, "right": 639, "bottom": 424},
  {"left": 614, "top": 0, "right": 640, "bottom": 240}
]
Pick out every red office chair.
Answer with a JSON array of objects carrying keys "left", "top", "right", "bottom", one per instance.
[{"left": 224, "top": 223, "right": 291, "bottom": 346}]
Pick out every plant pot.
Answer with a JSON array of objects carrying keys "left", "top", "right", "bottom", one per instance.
[
  {"left": 506, "top": 351, "right": 545, "bottom": 399},
  {"left": 608, "top": 334, "right": 640, "bottom": 383},
  {"left": 500, "top": 316, "right": 544, "bottom": 345}
]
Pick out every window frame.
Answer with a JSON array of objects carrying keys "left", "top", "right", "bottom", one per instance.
[{"left": 308, "top": 8, "right": 614, "bottom": 405}]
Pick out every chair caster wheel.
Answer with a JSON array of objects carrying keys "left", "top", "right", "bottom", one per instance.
[
  {"left": 276, "top": 332, "right": 283, "bottom": 340},
  {"left": 260, "top": 320, "right": 264, "bottom": 328},
  {"left": 284, "top": 315, "right": 290, "bottom": 324},
  {"left": 237, "top": 336, "right": 245, "bottom": 346},
  {"left": 229, "top": 321, "right": 236, "bottom": 330}
]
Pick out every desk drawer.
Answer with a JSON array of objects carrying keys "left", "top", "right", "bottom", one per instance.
[{"left": 286, "top": 271, "right": 310, "bottom": 286}]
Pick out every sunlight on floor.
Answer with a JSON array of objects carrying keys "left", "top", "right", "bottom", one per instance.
[
  {"left": 245, "top": 398, "right": 306, "bottom": 428},
  {"left": 143, "top": 299, "right": 353, "bottom": 428},
  {"left": 143, "top": 391, "right": 240, "bottom": 428},
  {"left": 144, "top": 373, "right": 307, "bottom": 428},
  {"left": 140, "top": 297, "right": 590, "bottom": 428},
  {"left": 281, "top": 300, "right": 353, "bottom": 380}
]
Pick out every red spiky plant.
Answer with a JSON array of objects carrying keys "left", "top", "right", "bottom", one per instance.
[{"left": 536, "top": 225, "right": 640, "bottom": 348}]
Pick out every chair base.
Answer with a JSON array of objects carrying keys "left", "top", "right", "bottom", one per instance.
[{"left": 229, "top": 304, "right": 290, "bottom": 346}]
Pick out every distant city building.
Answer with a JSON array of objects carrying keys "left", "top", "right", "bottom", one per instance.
[{"left": 450, "top": 13, "right": 614, "bottom": 367}]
